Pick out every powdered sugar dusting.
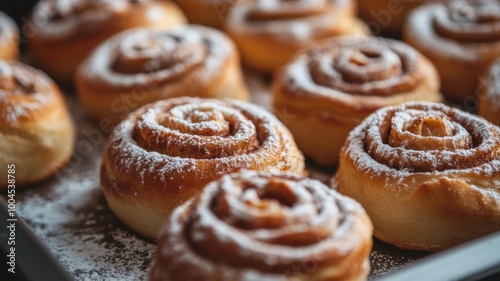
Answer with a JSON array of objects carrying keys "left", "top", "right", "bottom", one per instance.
[
  {"left": 12, "top": 79, "right": 425, "bottom": 281},
  {"left": 343, "top": 102, "right": 500, "bottom": 194},
  {"left": 0, "top": 61, "right": 56, "bottom": 123},
  {"left": 30, "top": 0, "right": 155, "bottom": 40},
  {"left": 152, "top": 171, "right": 373, "bottom": 280},
  {"left": 81, "top": 25, "right": 232, "bottom": 90}
]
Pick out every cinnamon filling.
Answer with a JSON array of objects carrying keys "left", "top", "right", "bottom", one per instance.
[
  {"left": 112, "top": 33, "right": 206, "bottom": 79},
  {"left": 308, "top": 38, "right": 421, "bottom": 96},
  {"left": 0, "top": 65, "right": 37, "bottom": 96},
  {"left": 365, "top": 103, "right": 499, "bottom": 172},
  {"left": 182, "top": 173, "right": 349, "bottom": 273},
  {"left": 434, "top": 0, "right": 500, "bottom": 43},
  {"left": 132, "top": 101, "right": 261, "bottom": 159}
]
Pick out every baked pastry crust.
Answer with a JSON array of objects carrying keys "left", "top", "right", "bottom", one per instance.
[
  {"left": 172, "top": 0, "right": 236, "bottom": 28},
  {"left": 76, "top": 25, "right": 249, "bottom": 124},
  {"left": 101, "top": 97, "right": 305, "bottom": 240},
  {"left": 403, "top": 0, "right": 500, "bottom": 103},
  {"left": 149, "top": 170, "right": 373, "bottom": 281},
  {"left": 478, "top": 59, "right": 500, "bottom": 127},
  {"left": 0, "top": 12, "right": 19, "bottom": 60},
  {"left": 335, "top": 101, "right": 500, "bottom": 252},
  {"left": 0, "top": 60, "right": 75, "bottom": 189},
  {"left": 224, "top": 0, "right": 368, "bottom": 73},
  {"left": 26, "top": 0, "right": 186, "bottom": 83},
  {"left": 272, "top": 36, "right": 441, "bottom": 166}
]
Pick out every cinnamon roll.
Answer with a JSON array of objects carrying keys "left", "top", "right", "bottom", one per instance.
[
  {"left": 26, "top": 0, "right": 186, "bottom": 83},
  {"left": 404, "top": 0, "right": 500, "bottom": 103},
  {"left": 478, "top": 59, "right": 500, "bottom": 126},
  {"left": 172, "top": 0, "right": 237, "bottom": 29},
  {"left": 150, "top": 170, "right": 373, "bottom": 281},
  {"left": 335, "top": 101, "right": 500, "bottom": 251},
  {"left": 0, "top": 12, "right": 19, "bottom": 60},
  {"left": 76, "top": 25, "right": 249, "bottom": 124},
  {"left": 272, "top": 36, "right": 441, "bottom": 166},
  {"left": 101, "top": 97, "right": 305, "bottom": 240},
  {"left": 224, "top": 0, "right": 369, "bottom": 73},
  {"left": 0, "top": 61, "right": 75, "bottom": 189},
  {"left": 357, "top": 0, "right": 438, "bottom": 36}
]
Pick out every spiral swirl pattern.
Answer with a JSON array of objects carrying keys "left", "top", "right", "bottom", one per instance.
[
  {"left": 132, "top": 100, "right": 260, "bottom": 159},
  {"left": 272, "top": 36, "right": 440, "bottom": 166},
  {"left": 101, "top": 97, "right": 305, "bottom": 239},
  {"left": 79, "top": 26, "right": 233, "bottom": 90},
  {"left": 150, "top": 171, "right": 372, "bottom": 281},
  {"left": 32, "top": 0, "right": 150, "bottom": 38},
  {"left": 404, "top": 0, "right": 500, "bottom": 102},
  {"left": 106, "top": 28, "right": 208, "bottom": 86},
  {"left": 77, "top": 26, "right": 249, "bottom": 123},
  {"left": 434, "top": 0, "right": 500, "bottom": 43},
  {"left": 27, "top": 0, "right": 186, "bottom": 83},
  {"left": 357, "top": 102, "right": 500, "bottom": 173},
  {"left": 305, "top": 37, "right": 423, "bottom": 96},
  {"left": 336, "top": 101, "right": 500, "bottom": 251}
]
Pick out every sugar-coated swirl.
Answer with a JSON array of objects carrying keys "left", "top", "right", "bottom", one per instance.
[
  {"left": 434, "top": 0, "right": 500, "bottom": 43},
  {"left": 404, "top": 0, "right": 500, "bottom": 102},
  {"left": 307, "top": 37, "right": 421, "bottom": 96},
  {"left": 337, "top": 101, "right": 500, "bottom": 251},
  {"left": 132, "top": 101, "right": 260, "bottom": 159},
  {"left": 102, "top": 97, "right": 305, "bottom": 198},
  {"left": 116, "top": 98, "right": 301, "bottom": 169},
  {"left": 101, "top": 97, "right": 305, "bottom": 240},
  {"left": 0, "top": 61, "right": 56, "bottom": 123},
  {"left": 279, "top": 36, "right": 438, "bottom": 110},
  {"left": 150, "top": 171, "right": 372, "bottom": 281},
  {"left": 346, "top": 102, "right": 500, "bottom": 175},
  {"left": 30, "top": 0, "right": 153, "bottom": 39},
  {"left": 80, "top": 26, "right": 230, "bottom": 90}
]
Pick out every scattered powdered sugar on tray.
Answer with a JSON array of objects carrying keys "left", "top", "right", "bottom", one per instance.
[
  {"left": 17, "top": 150, "right": 156, "bottom": 281},
  {"left": 15, "top": 96, "right": 156, "bottom": 281}
]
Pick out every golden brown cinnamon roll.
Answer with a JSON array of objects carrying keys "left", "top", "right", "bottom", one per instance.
[
  {"left": 335, "top": 101, "right": 500, "bottom": 252},
  {"left": 101, "top": 97, "right": 305, "bottom": 240},
  {"left": 26, "top": 0, "right": 186, "bottom": 83},
  {"left": 150, "top": 170, "right": 373, "bottom": 281},
  {"left": 272, "top": 36, "right": 441, "bottom": 166},
  {"left": 172, "top": 0, "right": 237, "bottom": 28},
  {"left": 0, "top": 12, "right": 19, "bottom": 60},
  {"left": 404, "top": 0, "right": 500, "bottom": 103},
  {"left": 478, "top": 59, "right": 500, "bottom": 126},
  {"left": 0, "top": 60, "right": 75, "bottom": 189},
  {"left": 224, "top": 0, "right": 368, "bottom": 73},
  {"left": 357, "top": 0, "right": 439, "bottom": 36},
  {"left": 76, "top": 25, "right": 249, "bottom": 124}
]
